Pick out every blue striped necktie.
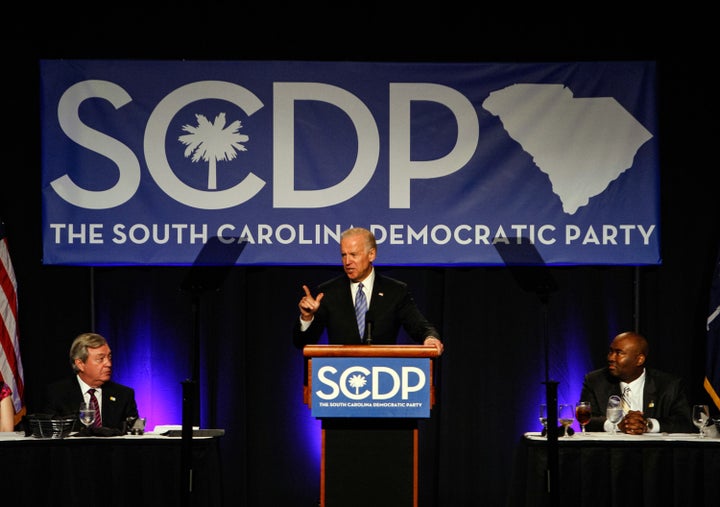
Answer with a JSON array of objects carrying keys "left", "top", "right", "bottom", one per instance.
[{"left": 355, "top": 282, "right": 367, "bottom": 340}]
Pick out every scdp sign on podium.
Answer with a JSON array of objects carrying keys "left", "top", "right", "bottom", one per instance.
[{"left": 303, "top": 344, "right": 439, "bottom": 507}]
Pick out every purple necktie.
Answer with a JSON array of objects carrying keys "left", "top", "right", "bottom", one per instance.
[
  {"left": 355, "top": 283, "right": 367, "bottom": 339},
  {"left": 88, "top": 388, "right": 102, "bottom": 428}
]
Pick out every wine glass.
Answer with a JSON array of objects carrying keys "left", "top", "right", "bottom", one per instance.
[
  {"left": 539, "top": 404, "right": 548, "bottom": 434},
  {"left": 558, "top": 404, "right": 574, "bottom": 437},
  {"left": 575, "top": 401, "right": 591, "bottom": 434},
  {"left": 606, "top": 395, "right": 623, "bottom": 435},
  {"left": 692, "top": 404, "right": 709, "bottom": 439},
  {"left": 79, "top": 402, "right": 96, "bottom": 431}
]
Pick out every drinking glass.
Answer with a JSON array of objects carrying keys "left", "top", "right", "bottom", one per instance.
[
  {"left": 539, "top": 404, "right": 548, "bottom": 434},
  {"left": 606, "top": 395, "right": 623, "bottom": 435},
  {"left": 692, "top": 404, "right": 709, "bottom": 438},
  {"left": 558, "top": 404, "right": 574, "bottom": 437},
  {"left": 79, "top": 402, "right": 96, "bottom": 431},
  {"left": 575, "top": 401, "right": 591, "bottom": 434}
]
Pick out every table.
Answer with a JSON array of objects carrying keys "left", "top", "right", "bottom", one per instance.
[
  {"left": 1, "top": 431, "right": 223, "bottom": 507},
  {"left": 509, "top": 432, "right": 720, "bottom": 507}
]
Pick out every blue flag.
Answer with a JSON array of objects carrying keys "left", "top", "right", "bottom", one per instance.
[{"left": 707, "top": 245, "right": 720, "bottom": 410}]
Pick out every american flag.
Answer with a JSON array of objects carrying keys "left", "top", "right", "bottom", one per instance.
[
  {"left": 0, "top": 221, "right": 24, "bottom": 417},
  {"left": 707, "top": 245, "right": 720, "bottom": 411}
]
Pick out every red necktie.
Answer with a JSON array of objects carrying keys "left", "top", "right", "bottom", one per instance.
[{"left": 88, "top": 388, "right": 102, "bottom": 428}]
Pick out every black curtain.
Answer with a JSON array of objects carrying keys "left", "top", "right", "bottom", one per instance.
[{"left": 10, "top": 261, "right": 711, "bottom": 506}]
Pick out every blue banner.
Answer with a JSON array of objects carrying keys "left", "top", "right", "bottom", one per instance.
[
  {"left": 40, "top": 60, "right": 659, "bottom": 266},
  {"left": 311, "top": 357, "right": 431, "bottom": 418}
]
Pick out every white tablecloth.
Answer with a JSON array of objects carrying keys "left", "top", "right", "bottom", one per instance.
[{"left": 524, "top": 428, "right": 720, "bottom": 442}]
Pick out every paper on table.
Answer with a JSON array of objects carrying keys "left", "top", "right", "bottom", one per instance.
[{"left": 150, "top": 424, "right": 199, "bottom": 434}]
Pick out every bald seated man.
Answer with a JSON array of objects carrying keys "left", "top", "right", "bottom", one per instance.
[{"left": 580, "top": 331, "right": 693, "bottom": 434}]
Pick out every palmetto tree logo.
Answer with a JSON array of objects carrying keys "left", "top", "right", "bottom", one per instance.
[
  {"left": 347, "top": 373, "right": 368, "bottom": 395},
  {"left": 178, "top": 112, "right": 249, "bottom": 190}
]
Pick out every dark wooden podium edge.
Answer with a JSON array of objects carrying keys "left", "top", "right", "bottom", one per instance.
[{"left": 303, "top": 344, "right": 440, "bottom": 358}]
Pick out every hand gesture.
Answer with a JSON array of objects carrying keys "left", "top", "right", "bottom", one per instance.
[{"left": 299, "top": 285, "right": 324, "bottom": 321}]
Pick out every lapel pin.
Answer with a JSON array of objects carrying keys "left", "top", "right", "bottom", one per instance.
[{"left": 110, "top": 396, "right": 116, "bottom": 402}]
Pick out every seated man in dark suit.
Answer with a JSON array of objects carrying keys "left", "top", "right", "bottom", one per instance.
[
  {"left": 580, "top": 331, "right": 693, "bottom": 434},
  {"left": 43, "top": 332, "right": 139, "bottom": 432},
  {"left": 293, "top": 227, "right": 443, "bottom": 354}
]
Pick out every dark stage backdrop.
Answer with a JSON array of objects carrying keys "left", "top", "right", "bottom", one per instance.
[
  {"left": 3, "top": 10, "right": 719, "bottom": 507},
  {"left": 7, "top": 259, "right": 719, "bottom": 506}
]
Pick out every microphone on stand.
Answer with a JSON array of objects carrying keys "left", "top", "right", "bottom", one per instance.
[{"left": 365, "top": 310, "right": 374, "bottom": 345}]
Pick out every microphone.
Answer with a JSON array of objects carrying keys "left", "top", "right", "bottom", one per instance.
[{"left": 364, "top": 310, "right": 374, "bottom": 345}]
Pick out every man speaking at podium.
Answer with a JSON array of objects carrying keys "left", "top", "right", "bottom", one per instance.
[{"left": 293, "top": 227, "right": 443, "bottom": 355}]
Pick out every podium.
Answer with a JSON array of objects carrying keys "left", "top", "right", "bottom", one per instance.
[{"left": 303, "top": 344, "right": 439, "bottom": 507}]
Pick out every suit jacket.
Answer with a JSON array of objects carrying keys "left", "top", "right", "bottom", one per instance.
[
  {"left": 43, "top": 376, "right": 139, "bottom": 432},
  {"left": 293, "top": 273, "right": 439, "bottom": 347},
  {"left": 580, "top": 367, "right": 694, "bottom": 433}
]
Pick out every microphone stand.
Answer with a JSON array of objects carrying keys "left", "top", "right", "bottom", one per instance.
[
  {"left": 179, "top": 237, "right": 246, "bottom": 507},
  {"left": 539, "top": 289, "right": 558, "bottom": 505},
  {"left": 494, "top": 239, "right": 559, "bottom": 505},
  {"left": 365, "top": 312, "right": 374, "bottom": 345}
]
